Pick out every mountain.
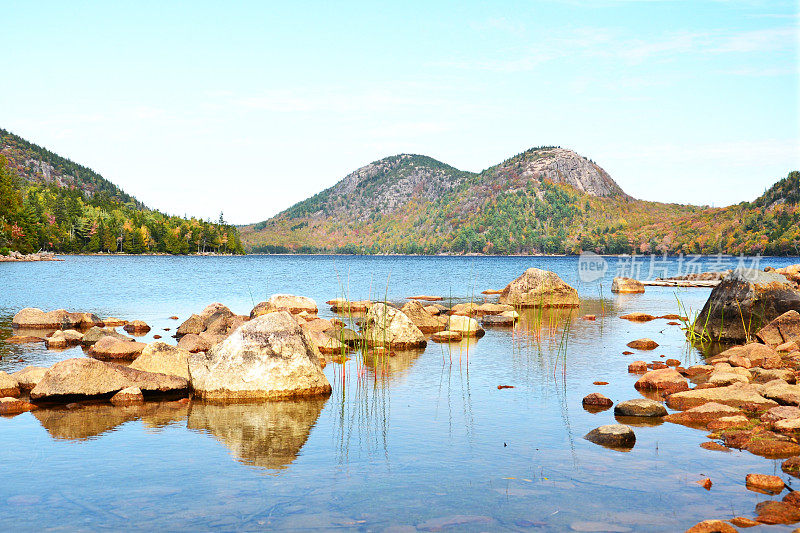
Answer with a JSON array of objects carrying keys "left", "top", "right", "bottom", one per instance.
[
  {"left": 0, "top": 128, "right": 244, "bottom": 255},
  {"left": 242, "top": 148, "right": 799, "bottom": 256},
  {"left": 241, "top": 147, "right": 703, "bottom": 254}
]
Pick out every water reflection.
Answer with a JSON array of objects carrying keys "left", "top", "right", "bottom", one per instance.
[
  {"left": 33, "top": 401, "right": 189, "bottom": 440},
  {"left": 187, "top": 398, "right": 327, "bottom": 470}
]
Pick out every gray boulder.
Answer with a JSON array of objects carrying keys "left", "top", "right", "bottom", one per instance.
[
  {"left": 692, "top": 268, "right": 800, "bottom": 342},
  {"left": 584, "top": 424, "right": 636, "bottom": 449},
  {"left": 614, "top": 399, "right": 667, "bottom": 417}
]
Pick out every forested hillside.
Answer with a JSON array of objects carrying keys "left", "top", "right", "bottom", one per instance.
[
  {"left": 241, "top": 147, "right": 799, "bottom": 256},
  {"left": 0, "top": 129, "right": 243, "bottom": 255}
]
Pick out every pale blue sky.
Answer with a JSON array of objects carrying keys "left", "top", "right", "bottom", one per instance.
[{"left": 2, "top": 0, "right": 798, "bottom": 224}]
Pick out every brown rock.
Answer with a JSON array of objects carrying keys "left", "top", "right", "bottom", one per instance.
[
  {"left": 110, "top": 386, "right": 145, "bottom": 405},
  {"left": 582, "top": 314, "right": 597, "bottom": 321},
  {"left": 123, "top": 320, "right": 151, "bottom": 333},
  {"left": 627, "top": 338, "right": 659, "bottom": 350},
  {"left": 46, "top": 329, "right": 83, "bottom": 349},
  {"left": 665, "top": 402, "right": 743, "bottom": 425},
  {"left": 0, "top": 397, "right": 37, "bottom": 415},
  {"left": 756, "top": 500, "right": 800, "bottom": 524},
  {"left": 266, "top": 294, "right": 317, "bottom": 315},
  {"left": 756, "top": 310, "right": 800, "bottom": 346},
  {"left": 103, "top": 317, "right": 128, "bottom": 327},
  {"left": 582, "top": 393, "right": 613, "bottom": 408},
  {"left": 169, "top": 316, "right": 179, "bottom": 320},
  {"left": 12, "top": 308, "right": 77, "bottom": 329},
  {"left": 665, "top": 358, "right": 681, "bottom": 367},
  {"left": 762, "top": 406, "right": 800, "bottom": 423},
  {"left": 30, "top": 358, "right": 188, "bottom": 401},
  {"left": 177, "top": 333, "right": 210, "bottom": 353},
  {"left": 620, "top": 313, "right": 656, "bottom": 322},
  {"left": 729, "top": 516, "right": 759, "bottom": 528},
  {"left": 666, "top": 383, "right": 778, "bottom": 411},
  {"left": 0, "top": 372, "right": 21, "bottom": 398},
  {"left": 697, "top": 477, "right": 712, "bottom": 490},
  {"left": 10, "top": 366, "right": 48, "bottom": 392},
  {"left": 498, "top": 268, "right": 579, "bottom": 308},
  {"left": 89, "top": 336, "right": 146, "bottom": 361},
  {"left": 700, "top": 441, "right": 731, "bottom": 452},
  {"left": 634, "top": 368, "right": 688, "bottom": 394},
  {"left": 783, "top": 490, "right": 800, "bottom": 508},
  {"left": 622, "top": 351, "right": 634, "bottom": 355},
  {"left": 130, "top": 342, "right": 191, "bottom": 380},
  {"left": 611, "top": 277, "right": 645, "bottom": 294},
  {"left": 783, "top": 457, "right": 800, "bottom": 477},
  {"left": 401, "top": 300, "right": 447, "bottom": 333},
  {"left": 628, "top": 361, "right": 648, "bottom": 374},
  {"left": 707, "top": 415, "right": 749, "bottom": 430},
  {"left": 176, "top": 314, "right": 205, "bottom": 336},
  {"left": 778, "top": 340, "right": 800, "bottom": 352},
  {"left": 4, "top": 335, "right": 45, "bottom": 344},
  {"left": 431, "top": 330, "right": 463, "bottom": 343},
  {"left": 685, "top": 519, "right": 737, "bottom": 532}
]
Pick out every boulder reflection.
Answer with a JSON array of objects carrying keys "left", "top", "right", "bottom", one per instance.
[
  {"left": 33, "top": 401, "right": 189, "bottom": 440},
  {"left": 187, "top": 397, "right": 327, "bottom": 470}
]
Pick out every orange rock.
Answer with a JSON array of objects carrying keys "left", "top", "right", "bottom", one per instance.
[
  {"left": 746, "top": 473, "right": 786, "bottom": 494},
  {"left": 628, "top": 361, "right": 648, "bottom": 374},
  {"left": 697, "top": 477, "right": 712, "bottom": 490},
  {"left": 627, "top": 338, "right": 659, "bottom": 350},
  {"left": 685, "top": 519, "right": 737, "bottom": 532}
]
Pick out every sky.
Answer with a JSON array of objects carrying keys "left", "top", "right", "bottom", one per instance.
[{"left": 2, "top": 0, "right": 798, "bottom": 224}]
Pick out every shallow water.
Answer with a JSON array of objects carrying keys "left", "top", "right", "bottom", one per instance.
[{"left": 1, "top": 255, "right": 800, "bottom": 532}]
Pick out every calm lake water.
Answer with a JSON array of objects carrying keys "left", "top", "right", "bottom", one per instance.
[{"left": 2, "top": 254, "right": 800, "bottom": 532}]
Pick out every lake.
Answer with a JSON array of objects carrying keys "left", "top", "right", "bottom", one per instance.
[{"left": 1, "top": 254, "right": 799, "bottom": 532}]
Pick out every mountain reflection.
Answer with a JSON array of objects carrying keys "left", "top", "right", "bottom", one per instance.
[{"left": 186, "top": 398, "right": 327, "bottom": 470}]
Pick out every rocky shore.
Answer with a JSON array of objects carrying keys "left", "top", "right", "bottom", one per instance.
[{"left": 0, "top": 251, "right": 62, "bottom": 262}]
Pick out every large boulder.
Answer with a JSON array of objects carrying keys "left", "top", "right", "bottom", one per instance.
[
  {"left": 30, "top": 358, "right": 188, "bottom": 401},
  {"left": 756, "top": 310, "right": 800, "bottom": 346},
  {"left": 188, "top": 311, "right": 331, "bottom": 400},
  {"left": 692, "top": 268, "right": 800, "bottom": 342},
  {"left": 363, "top": 303, "right": 427, "bottom": 349},
  {"left": 611, "top": 277, "right": 645, "bottom": 294},
  {"left": 498, "top": 268, "right": 579, "bottom": 308},
  {"left": 130, "top": 342, "right": 191, "bottom": 380},
  {"left": 12, "top": 308, "right": 78, "bottom": 329},
  {"left": 400, "top": 300, "right": 446, "bottom": 334}
]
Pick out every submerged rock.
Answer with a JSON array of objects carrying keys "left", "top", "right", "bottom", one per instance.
[
  {"left": 481, "top": 315, "right": 515, "bottom": 327},
  {"left": 626, "top": 338, "right": 659, "bottom": 350},
  {"left": 363, "top": 304, "right": 427, "bottom": 349},
  {"left": 30, "top": 358, "right": 188, "bottom": 401},
  {"left": 431, "top": 330, "right": 462, "bottom": 343},
  {"left": 498, "top": 268, "right": 579, "bottom": 308},
  {"left": 692, "top": 268, "right": 800, "bottom": 342},
  {"left": 188, "top": 311, "right": 331, "bottom": 400},
  {"left": 584, "top": 424, "right": 635, "bottom": 449}
]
